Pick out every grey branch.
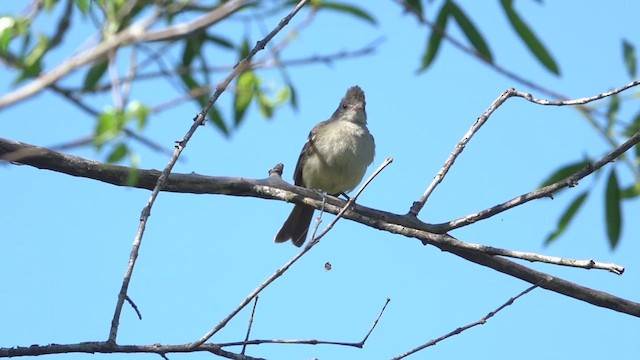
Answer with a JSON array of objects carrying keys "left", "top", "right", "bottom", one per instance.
[
  {"left": 0, "top": 0, "right": 248, "bottom": 109},
  {"left": 392, "top": 283, "right": 540, "bottom": 359},
  {"left": 1, "top": 137, "right": 638, "bottom": 317},
  {"left": 409, "top": 80, "right": 640, "bottom": 217},
  {"left": 0, "top": 342, "right": 264, "bottom": 359}
]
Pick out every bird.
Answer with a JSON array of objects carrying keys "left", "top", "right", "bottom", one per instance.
[{"left": 274, "top": 85, "right": 375, "bottom": 247}]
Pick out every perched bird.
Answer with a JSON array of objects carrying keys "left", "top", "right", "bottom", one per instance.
[{"left": 274, "top": 86, "right": 375, "bottom": 246}]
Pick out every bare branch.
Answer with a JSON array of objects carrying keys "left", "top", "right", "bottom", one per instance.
[
  {"left": 0, "top": 0, "right": 249, "bottom": 109},
  {"left": 107, "top": 0, "right": 311, "bottom": 344},
  {"left": 188, "top": 155, "right": 391, "bottom": 348},
  {"left": 513, "top": 80, "right": 640, "bottom": 105},
  {"left": 392, "top": 283, "right": 541, "bottom": 359},
  {"left": 241, "top": 297, "right": 259, "bottom": 355},
  {"left": 218, "top": 297, "right": 390, "bottom": 349},
  {"left": 0, "top": 136, "right": 625, "bottom": 274},
  {"left": 409, "top": 88, "right": 514, "bottom": 216},
  {"left": 140, "top": 1, "right": 248, "bottom": 42},
  {"left": 124, "top": 295, "right": 142, "bottom": 320},
  {"left": 410, "top": 81, "right": 640, "bottom": 217},
  {"left": 434, "top": 128, "right": 640, "bottom": 233},
  {"left": 0, "top": 342, "right": 265, "bottom": 360},
  {"left": 2, "top": 136, "right": 637, "bottom": 316}
]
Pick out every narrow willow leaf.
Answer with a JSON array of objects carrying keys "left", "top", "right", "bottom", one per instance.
[
  {"left": 0, "top": 16, "right": 17, "bottom": 50},
  {"left": 317, "top": 2, "right": 377, "bottom": 25},
  {"left": 622, "top": 111, "right": 640, "bottom": 137},
  {"left": 419, "top": 3, "right": 449, "bottom": 72},
  {"left": 127, "top": 101, "right": 150, "bottom": 131},
  {"left": 622, "top": 39, "right": 637, "bottom": 78},
  {"left": 605, "top": 169, "right": 622, "bottom": 249},
  {"left": 74, "top": 0, "right": 90, "bottom": 13},
  {"left": 447, "top": 1, "right": 493, "bottom": 62},
  {"left": 206, "top": 33, "right": 235, "bottom": 49},
  {"left": 605, "top": 94, "right": 620, "bottom": 135},
  {"left": 208, "top": 105, "right": 229, "bottom": 137},
  {"left": 544, "top": 191, "right": 588, "bottom": 246},
  {"left": 620, "top": 182, "right": 640, "bottom": 199},
  {"left": 500, "top": 0, "right": 560, "bottom": 75},
  {"left": 182, "top": 32, "right": 205, "bottom": 67},
  {"left": 126, "top": 154, "right": 140, "bottom": 187},
  {"left": 404, "top": 0, "right": 424, "bottom": 20},
  {"left": 83, "top": 60, "right": 108, "bottom": 91},
  {"left": 233, "top": 71, "right": 257, "bottom": 126},
  {"left": 538, "top": 159, "right": 591, "bottom": 188},
  {"left": 107, "top": 143, "right": 128, "bottom": 163}
]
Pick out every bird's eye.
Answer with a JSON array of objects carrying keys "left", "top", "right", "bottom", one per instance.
[{"left": 341, "top": 103, "right": 348, "bottom": 109}]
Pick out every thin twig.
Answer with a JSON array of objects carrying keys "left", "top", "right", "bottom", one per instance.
[
  {"left": 409, "top": 89, "right": 513, "bottom": 216},
  {"left": 391, "top": 282, "right": 542, "bottom": 359},
  {"left": 360, "top": 297, "right": 390, "bottom": 345},
  {"left": 0, "top": 1, "right": 247, "bottom": 109},
  {"left": 394, "top": 0, "right": 640, "bottom": 182},
  {"left": 107, "top": 0, "right": 310, "bottom": 344},
  {"left": 187, "top": 156, "right": 392, "bottom": 348},
  {"left": 410, "top": 81, "right": 640, "bottom": 217},
  {"left": 512, "top": 80, "right": 640, "bottom": 105},
  {"left": 218, "top": 297, "right": 391, "bottom": 349},
  {"left": 434, "top": 128, "right": 640, "bottom": 234},
  {"left": 125, "top": 295, "right": 142, "bottom": 320},
  {"left": 310, "top": 157, "right": 394, "bottom": 245},
  {"left": 241, "top": 296, "right": 259, "bottom": 355}
]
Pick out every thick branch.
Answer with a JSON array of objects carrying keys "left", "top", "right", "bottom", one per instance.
[
  {"left": 2, "top": 137, "right": 638, "bottom": 317},
  {"left": 0, "top": 342, "right": 262, "bottom": 359}
]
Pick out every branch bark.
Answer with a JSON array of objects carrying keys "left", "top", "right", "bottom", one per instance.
[{"left": 2, "top": 137, "right": 638, "bottom": 317}]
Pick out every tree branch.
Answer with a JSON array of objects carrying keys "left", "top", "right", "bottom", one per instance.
[
  {"left": 0, "top": 0, "right": 248, "bottom": 109},
  {"left": 0, "top": 342, "right": 264, "bottom": 360},
  {"left": 1, "top": 137, "right": 638, "bottom": 317}
]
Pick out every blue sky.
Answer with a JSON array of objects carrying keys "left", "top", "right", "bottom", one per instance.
[{"left": 1, "top": 1, "right": 639, "bottom": 359}]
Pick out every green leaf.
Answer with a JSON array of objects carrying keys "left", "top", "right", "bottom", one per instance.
[
  {"left": 95, "top": 107, "right": 126, "bottom": 149},
  {"left": 316, "top": 2, "right": 377, "bottom": 25},
  {"left": 233, "top": 71, "right": 257, "bottom": 126},
  {"left": 205, "top": 33, "right": 235, "bottom": 49},
  {"left": 126, "top": 153, "right": 140, "bottom": 186},
  {"left": 419, "top": 3, "right": 449, "bottom": 72},
  {"left": 208, "top": 105, "right": 230, "bottom": 137},
  {"left": 539, "top": 159, "right": 591, "bottom": 188},
  {"left": 621, "top": 181, "right": 640, "bottom": 199},
  {"left": 74, "top": 0, "right": 90, "bottom": 13},
  {"left": 622, "top": 39, "right": 637, "bottom": 78},
  {"left": 605, "top": 169, "right": 622, "bottom": 249},
  {"left": 446, "top": 1, "right": 493, "bottom": 62},
  {"left": 622, "top": 111, "right": 640, "bottom": 137},
  {"left": 126, "top": 101, "right": 150, "bottom": 131},
  {"left": 83, "top": 59, "right": 108, "bottom": 91},
  {"left": 288, "top": 83, "right": 298, "bottom": 110},
  {"left": 0, "top": 16, "right": 17, "bottom": 51},
  {"left": 182, "top": 32, "right": 205, "bottom": 67},
  {"left": 179, "top": 73, "right": 198, "bottom": 91},
  {"left": 43, "top": 0, "right": 58, "bottom": 11},
  {"left": 500, "top": 0, "right": 560, "bottom": 75},
  {"left": 544, "top": 191, "right": 588, "bottom": 246},
  {"left": 239, "top": 38, "right": 250, "bottom": 59},
  {"left": 24, "top": 33, "right": 49, "bottom": 67},
  {"left": 257, "top": 94, "right": 274, "bottom": 118},
  {"left": 106, "top": 143, "right": 128, "bottom": 163},
  {"left": 15, "top": 61, "right": 42, "bottom": 84},
  {"left": 403, "top": 0, "right": 424, "bottom": 21},
  {"left": 605, "top": 94, "right": 620, "bottom": 135}
]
